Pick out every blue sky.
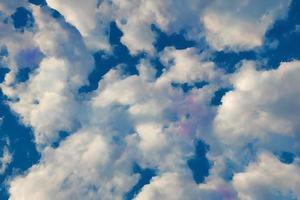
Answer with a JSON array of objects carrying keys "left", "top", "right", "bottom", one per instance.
[{"left": 0, "top": 0, "right": 300, "bottom": 199}]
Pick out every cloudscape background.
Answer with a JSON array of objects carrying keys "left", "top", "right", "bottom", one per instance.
[{"left": 0, "top": 0, "right": 300, "bottom": 199}]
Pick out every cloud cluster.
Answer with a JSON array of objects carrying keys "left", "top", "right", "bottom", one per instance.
[
  {"left": 9, "top": 129, "right": 138, "bottom": 200},
  {"left": 1, "top": 6, "right": 94, "bottom": 145},
  {"left": 0, "top": 0, "right": 299, "bottom": 200},
  {"left": 233, "top": 152, "right": 300, "bottom": 200},
  {"left": 46, "top": 0, "right": 290, "bottom": 53},
  {"left": 0, "top": 145, "right": 12, "bottom": 175},
  {"left": 202, "top": 0, "right": 290, "bottom": 51},
  {"left": 215, "top": 60, "right": 300, "bottom": 151}
]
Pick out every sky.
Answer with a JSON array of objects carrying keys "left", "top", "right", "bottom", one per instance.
[{"left": 0, "top": 0, "right": 300, "bottom": 200}]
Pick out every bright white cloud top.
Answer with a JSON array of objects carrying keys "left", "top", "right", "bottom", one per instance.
[{"left": 0, "top": 0, "right": 299, "bottom": 200}]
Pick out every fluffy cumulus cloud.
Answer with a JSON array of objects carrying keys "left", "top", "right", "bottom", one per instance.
[
  {"left": 1, "top": 6, "right": 94, "bottom": 146},
  {"left": 46, "top": 0, "right": 208, "bottom": 54},
  {"left": 9, "top": 129, "right": 138, "bottom": 200},
  {"left": 134, "top": 172, "right": 201, "bottom": 200},
  {"left": 0, "top": 0, "right": 299, "bottom": 200},
  {"left": 0, "top": 146, "right": 12, "bottom": 175},
  {"left": 202, "top": 0, "right": 291, "bottom": 51},
  {"left": 158, "top": 47, "right": 226, "bottom": 85},
  {"left": 215, "top": 61, "right": 300, "bottom": 149},
  {"left": 233, "top": 152, "right": 300, "bottom": 200},
  {"left": 0, "top": 13, "right": 37, "bottom": 70},
  {"left": 45, "top": 0, "right": 291, "bottom": 53},
  {"left": 0, "top": 0, "right": 27, "bottom": 15}
]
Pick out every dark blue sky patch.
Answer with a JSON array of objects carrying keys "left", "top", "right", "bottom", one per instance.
[
  {"left": 211, "top": 88, "right": 232, "bottom": 106},
  {"left": 212, "top": 51, "right": 256, "bottom": 73},
  {"left": 214, "top": 142, "right": 256, "bottom": 181},
  {"left": 0, "top": 68, "right": 9, "bottom": 83},
  {"left": 148, "top": 58, "right": 165, "bottom": 78},
  {"left": 11, "top": 7, "right": 34, "bottom": 31},
  {"left": 278, "top": 151, "right": 295, "bottom": 164},
  {"left": 28, "top": 0, "right": 47, "bottom": 6},
  {"left": 50, "top": 131, "right": 70, "bottom": 149},
  {"left": 15, "top": 48, "right": 44, "bottom": 69},
  {"left": 152, "top": 25, "right": 196, "bottom": 52},
  {"left": 187, "top": 140, "right": 210, "bottom": 184},
  {"left": 124, "top": 164, "right": 156, "bottom": 200},
  {"left": 14, "top": 48, "right": 43, "bottom": 83},
  {"left": 172, "top": 81, "right": 209, "bottom": 93},
  {"left": 260, "top": 0, "right": 300, "bottom": 69},
  {"left": 222, "top": 159, "right": 235, "bottom": 181},
  {"left": 79, "top": 22, "right": 142, "bottom": 93},
  {"left": 0, "top": 47, "right": 9, "bottom": 70},
  {"left": 0, "top": 91, "right": 40, "bottom": 199},
  {"left": 0, "top": 47, "right": 8, "bottom": 58},
  {"left": 50, "top": 8, "right": 63, "bottom": 19},
  {"left": 15, "top": 67, "right": 32, "bottom": 83},
  {"left": 110, "top": 21, "right": 123, "bottom": 45}
]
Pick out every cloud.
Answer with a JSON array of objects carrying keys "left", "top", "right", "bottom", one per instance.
[
  {"left": 5, "top": 43, "right": 225, "bottom": 199},
  {"left": 214, "top": 60, "right": 300, "bottom": 150},
  {"left": 45, "top": 0, "right": 291, "bottom": 54},
  {"left": 233, "top": 152, "right": 300, "bottom": 200},
  {"left": 134, "top": 172, "right": 238, "bottom": 200},
  {"left": 134, "top": 172, "right": 201, "bottom": 200},
  {"left": 202, "top": 0, "right": 290, "bottom": 51},
  {"left": 46, "top": 0, "right": 111, "bottom": 51},
  {"left": 1, "top": 6, "right": 94, "bottom": 146},
  {"left": 8, "top": 128, "right": 138, "bottom": 200},
  {"left": 0, "top": 0, "right": 27, "bottom": 15},
  {"left": 3, "top": 58, "right": 80, "bottom": 145},
  {"left": 46, "top": 0, "right": 208, "bottom": 54},
  {"left": 158, "top": 47, "right": 227, "bottom": 85},
  {"left": 1, "top": 1, "right": 299, "bottom": 200},
  {"left": 0, "top": 10, "right": 38, "bottom": 71},
  {"left": 0, "top": 146, "right": 12, "bottom": 175}
]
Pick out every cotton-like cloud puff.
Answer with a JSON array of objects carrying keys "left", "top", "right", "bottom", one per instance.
[
  {"left": 0, "top": 0, "right": 27, "bottom": 15},
  {"left": 0, "top": 11, "right": 38, "bottom": 72},
  {"left": 46, "top": 0, "right": 111, "bottom": 51},
  {"left": 4, "top": 24, "right": 225, "bottom": 198},
  {"left": 134, "top": 172, "right": 201, "bottom": 200},
  {"left": 1, "top": 7, "right": 94, "bottom": 146},
  {"left": 1, "top": 1, "right": 300, "bottom": 200},
  {"left": 46, "top": 0, "right": 207, "bottom": 54},
  {"left": 202, "top": 0, "right": 291, "bottom": 51},
  {"left": 9, "top": 129, "right": 138, "bottom": 200},
  {"left": 46, "top": 0, "right": 291, "bottom": 53},
  {"left": 215, "top": 60, "right": 300, "bottom": 152},
  {"left": 0, "top": 146, "right": 12, "bottom": 175},
  {"left": 233, "top": 152, "right": 300, "bottom": 200}
]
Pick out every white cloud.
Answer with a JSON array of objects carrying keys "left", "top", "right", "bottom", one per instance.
[
  {"left": 8, "top": 128, "right": 138, "bottom": 200},
  {"left": 0, "top": 11, "right": 38, "bottom": 72},
  {"left": 233, "top": 152, "right": 300, "bottom": 200},
  {"left": 46, "top": 0, "right": 111, "bottom": 51},
  {"left": 0, "top": 0, "right": 27, "bottom": 15},
  {"left": 4, "top": 58, "right": 80, "bottom": 145},
  {"left": 158, "top": 47, "right": 227, "bottom": 85},
  {"left": 0, "top": 146, "right": 12, "bottom": 175},
  {"left": 215, "top": 60, "right": 300, "bottom": 148},
  {"left": 2, "top": 1, "right": 299, "bottom": 200},
  {"left": 45, "top": 0, "right": 291, "bottom": 54},
  {"left": 1, "top": 6, "right": 94, "bottom": 146},
  {"left": 84, "top": 50, "right": 223, "bottom": 173},
  {"left": 134, "top": 172, "right": 201, "bottom": 200},
  {"left": 46, "top": 0, "right": 208, "bottom": 54},
  {"left": 6, "top": 43, "right": 227, "bottom": 198},
  {"left": 202, "top": 0, "right": 290, "bottom": 51},
  {"left": 134, "top": 172, "right": 238, "bottom": 200}
]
